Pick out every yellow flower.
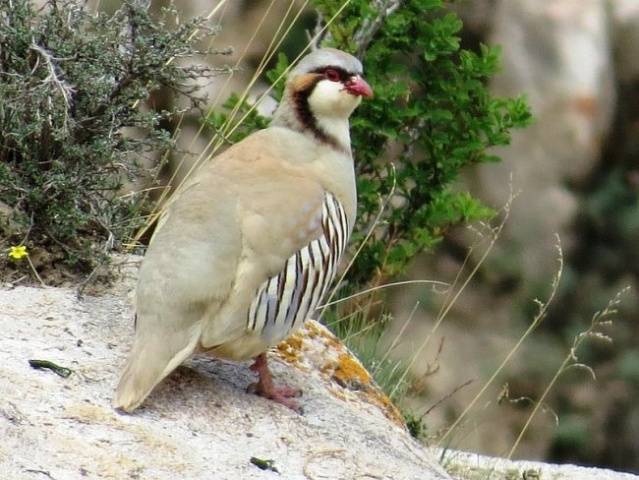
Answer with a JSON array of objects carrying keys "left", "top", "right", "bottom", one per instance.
[{"left": 8, "top": 245, "right": 28, "bottom": 260}]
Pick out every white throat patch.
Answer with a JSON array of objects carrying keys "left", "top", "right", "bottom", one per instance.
[{"left": 307, "top": 79, "right": 360, "bottom": 148}]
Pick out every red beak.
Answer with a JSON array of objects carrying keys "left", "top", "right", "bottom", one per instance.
[{"left": 345, "top": 75, "right": 373, "bottom": 98}]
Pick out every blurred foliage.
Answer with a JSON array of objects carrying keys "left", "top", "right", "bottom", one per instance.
[
  {"left": 617, "top": 350, "right": 639, "bottom": 386},
  {"left": 207, "top": 0, "right": 531, "bottom": 295},
  {"left": 0, "top": 0, "right": 224, "bottom": 280},
  {"left": 495, "top": 78, "right": 639, "bottom": 470}
]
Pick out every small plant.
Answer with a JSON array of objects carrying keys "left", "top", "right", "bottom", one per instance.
[
  {"left": 0, "top": 0, "right": 226, "bottom": 282},
  {"left": 404, "top": 411, "right": 428, "bottom": 440}
]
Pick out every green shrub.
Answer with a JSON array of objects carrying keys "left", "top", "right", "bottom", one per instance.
[
  {"left": 0, "top": 0, "right": 225, "bottom": 280},
  {"left": 318, "top": 0, "right": 531, "bottom": 283}
]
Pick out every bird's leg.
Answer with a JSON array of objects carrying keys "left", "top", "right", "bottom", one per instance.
[{"left": 248, "top": 353, "right": 302, "bottom": 412}]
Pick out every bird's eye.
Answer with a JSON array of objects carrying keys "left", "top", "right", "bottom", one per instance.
[{"left": 324, "top": 68, "right": 340, "bottom": 82}]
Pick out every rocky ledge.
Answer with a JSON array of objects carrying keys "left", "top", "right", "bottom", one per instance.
[
  {"left": 0, "top": 269, "right": 447, "bottom": 480},
  {"left": 1, "top": 267, "right": 636, "bottom": 480}
]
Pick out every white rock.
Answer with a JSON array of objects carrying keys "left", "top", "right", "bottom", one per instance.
[
  {"left": 0, "top": 280, "right": 449, "bottom": 480},
  {"left": 472, "top": 0, "right": 615, "bottom": 280},
  {"left": 1, "top": 271, "right": 635, "bottom": 480},
  {"left": 443, "top": 449, "right": 639, "bottom": 480}
]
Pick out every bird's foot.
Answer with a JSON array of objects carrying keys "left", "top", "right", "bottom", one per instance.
[{"left": 248, "top": 353, "right": 303, "bottom": 413}]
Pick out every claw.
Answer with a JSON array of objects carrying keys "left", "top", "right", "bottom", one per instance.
[{"left": 248, "top": 353, "right": 303, "bottom": 413}]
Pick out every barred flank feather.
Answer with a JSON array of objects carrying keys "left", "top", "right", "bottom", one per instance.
[{"left": 247, "top": 193, "right": 349, "bottom": 343}]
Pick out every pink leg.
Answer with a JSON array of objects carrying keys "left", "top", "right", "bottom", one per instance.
[{"left": 248, "top": 353, "right": 302, "bottom": 412}]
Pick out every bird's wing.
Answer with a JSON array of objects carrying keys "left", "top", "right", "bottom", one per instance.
[{"left": 196, "top": 131, "right": 340, "bottom": 349}]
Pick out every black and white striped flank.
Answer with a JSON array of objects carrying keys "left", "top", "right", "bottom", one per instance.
[{"left": 247, "top": 192, "right": 350, "bottom": 342}]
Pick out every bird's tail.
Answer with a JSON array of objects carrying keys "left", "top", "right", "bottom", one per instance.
[{"left": 113, "top": 327, "right": 200, "bottom": 412}]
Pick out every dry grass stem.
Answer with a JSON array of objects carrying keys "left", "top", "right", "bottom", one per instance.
[
  {"left": 438, "top": 234, "right": 564, "bottom": 448},
  {"left": 506, "top": 286, "right": 629, "bottom": 459},
  {"left": 389, "top": 192, "right": 516, "bottom": 401}
]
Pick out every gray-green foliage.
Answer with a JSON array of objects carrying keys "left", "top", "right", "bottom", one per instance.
[{"left": 0, "top": 0, "right": 223, "bottom": 276}]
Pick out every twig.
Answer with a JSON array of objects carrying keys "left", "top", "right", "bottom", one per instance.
[
  {"left": 421, "top": 379, "right": 474, "bottom": 418},
  {"left": 352, "top": 0, "right": 407, "bottom": 57},
  {"left": 27, "top": 256, "right": 46, "bottom": 288},
  {"left": 24, "top": 469, "right": 56, "bottom": 480},
  {"left": 28, "top": 359, "right": 73, "bottom": 378},
  {"left": 29, "top": 43, "right": 75, "bottom": 112},
  {"left": 307, "top": 9, "right": 329, "bottom": 50}
]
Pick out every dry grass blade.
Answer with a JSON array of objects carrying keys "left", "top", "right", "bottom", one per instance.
[
  {"left": 373, "top": 301, "right": 420, "bottom": 375},
  {"left": 140, "top": 0, "right": 280, "bottom": 212},
  {"left": 438, "top": 234, "right": 564, "bottom": 448},
  {"left": 317, "top": 279, "right": 448, "bottom": 309},
  {"left": 506, "top": 285, "right": 629, "bottom": 459},
  {"left": 388, "top": 192, "right": 516, "bottom": 401},
  {"left": 134, "top": 0, "right": 356, "bottom": 245}
]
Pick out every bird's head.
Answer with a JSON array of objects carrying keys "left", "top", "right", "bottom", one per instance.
[
  {"left": 273, "top": 48, "right": 373, "bottom": 151},
  {"left": 289, "top": 48, "right": 373, "bottom": 118}
]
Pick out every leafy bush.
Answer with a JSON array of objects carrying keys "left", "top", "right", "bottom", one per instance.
[{"left": 0, "top": 0, "right": 224, "bottom": 280}]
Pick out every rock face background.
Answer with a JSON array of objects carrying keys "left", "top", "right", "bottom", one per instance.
[
  {"left": 393, "top": 0, "right": 639, "bottom": 473},
  {"left": 139, "top": 0, "right": 639, "bottom": 472},
  {"left": 12, "top": 0, "right": 638, "bottom": 474}
]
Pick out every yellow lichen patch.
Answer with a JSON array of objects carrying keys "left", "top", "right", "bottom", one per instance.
[
  {"left": 323, "top": 334, "right": 343, "bottom": 351},
  {"left": 362, "top": 388, "right": 405, "bottom": 427},
  {"left": 275, "top": 334, "right": 304, "bottom": 364},
  {"left": 332, "top": 353, "right": 371, "bottom": 389},
  {"left": 303, "top": 321, "right": 322, "bottom": 339},
  {"left": 310, "top": 323, "right": 343, "bottom": 351},
  {"left": 301, "top": 320, "right": 407, "bottom": 428},
  {"left": 322, "top": 353, "right": 405, "bottom": 428}
]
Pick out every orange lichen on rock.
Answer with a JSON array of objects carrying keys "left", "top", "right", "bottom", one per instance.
[
  {"left": 332, "top": 353, "right": 371, "bottom": 389},
  {"left": 304, "top": 321, "right": 321, "bottom": 339},
  {"left": 304, "top": 321, "right": 341, "bottom": 350},
  {"left": 277, "top": 321, "right": 406, "bottom": 428},
  {"left": 323, "top": 352, "right": 405, "bottom": 427},
  {"left": 364, "top": 387, "right": 405, "bottom": 427},
  {"left": 275, "top": 334, "right": 304, "bottom": 364}
]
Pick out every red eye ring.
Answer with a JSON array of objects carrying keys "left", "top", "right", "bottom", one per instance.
[{"left": 324, "top": 68, "right": 340, "bottom": 82}]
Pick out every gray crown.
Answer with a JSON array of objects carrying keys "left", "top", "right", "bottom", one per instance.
[{"left": 291, "top": 48, "right": 363, "bottom": 77}]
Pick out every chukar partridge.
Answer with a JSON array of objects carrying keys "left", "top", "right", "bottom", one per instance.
[{"left": 114, "top": 48, "right": 373, "bottom": 412}]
